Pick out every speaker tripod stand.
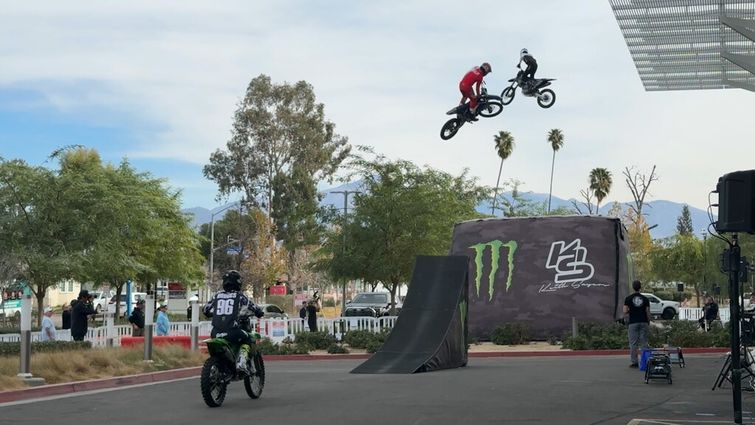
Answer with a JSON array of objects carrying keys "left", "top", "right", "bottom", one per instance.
[{"left": 713, "top": 343, "right": 755, "bottom": 391}]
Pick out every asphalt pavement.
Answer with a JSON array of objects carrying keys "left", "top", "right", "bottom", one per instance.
[{"left": 2, "top": 355, "right": 755, "bottom": 425}]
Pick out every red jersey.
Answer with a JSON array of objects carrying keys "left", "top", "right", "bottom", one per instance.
[{"left": 460, "top": 67, "right": 483, "bottom": 88}]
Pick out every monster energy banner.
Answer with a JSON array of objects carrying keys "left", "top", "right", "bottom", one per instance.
[{"left": 450, "top": 216, "right": 631, "bottom": 340}]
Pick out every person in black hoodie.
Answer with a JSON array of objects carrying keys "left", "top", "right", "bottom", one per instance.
[
  {"left": 71, "top": 291, "right": 96, "bottom": 341},
  {"left": 61, "top": 300, "right": 74, "bottom": 330},
  {"left": 129, "top": 299, "right": 146, "bottom": 336}
]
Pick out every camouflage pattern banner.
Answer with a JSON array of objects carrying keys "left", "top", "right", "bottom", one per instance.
[{"left": 449, "top": 216, "right": 631, "bottom": 340}]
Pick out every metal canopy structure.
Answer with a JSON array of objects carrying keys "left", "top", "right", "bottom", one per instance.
[{"left": 609, "top": 0, "right": 755, "bottom": 91}]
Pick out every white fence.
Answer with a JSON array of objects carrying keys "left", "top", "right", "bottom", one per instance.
[
  {"left": 0, "top": 316, "right": 400, "bottom": 348},
  {"left": 0, "top": 310, "right": 733, "bottom": 348}
]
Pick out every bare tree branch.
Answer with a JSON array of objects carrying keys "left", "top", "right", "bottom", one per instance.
[
  {"left": 572, "top": 188, "right": 595, "bottom": 215},
  {"left": 622, "top": 165, "right": 658, "bottom": 223}
]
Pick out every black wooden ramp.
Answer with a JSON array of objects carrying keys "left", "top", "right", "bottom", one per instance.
[{"left": 350, "top": 255, "right": 469, "bottom": 374}]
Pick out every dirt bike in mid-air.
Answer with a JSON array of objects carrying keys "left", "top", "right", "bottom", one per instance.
[
  {"left": 500, "top": 70, "right": 556, "bottom": 109},
  {"left": 440, "top": 85, "right": 503, "bottom": 140},
  {"left": 200, "top": 333, "right": 265, "bottom": 407}
]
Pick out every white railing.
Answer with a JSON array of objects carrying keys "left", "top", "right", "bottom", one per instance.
[
  {"left": 678, "top": 307, "right": 731, "bottom": 323},
  {"left": 0, "top": 316, "right": 400, "bottom": 348}
]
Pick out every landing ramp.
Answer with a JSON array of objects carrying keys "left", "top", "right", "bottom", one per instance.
[{"left": 350, "top": 255, "right": 469, "bottom": 374}]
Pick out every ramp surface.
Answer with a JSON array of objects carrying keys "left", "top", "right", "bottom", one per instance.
[{"left": 351, "top": 255, "right": 468, "bottom": 374}]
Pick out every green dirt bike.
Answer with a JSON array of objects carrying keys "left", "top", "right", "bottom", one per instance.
[{"left": 200, "top": 334, "right": 265, "bottom": 408}]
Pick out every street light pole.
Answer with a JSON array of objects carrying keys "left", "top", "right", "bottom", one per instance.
[
  {"left": 702, "top": 230, "right": 707, "bottom": 307},
  {"left": 208, "top": 202, "right": 242, "bottom": 300},
  {"left": 332, "top": 190, "right": 360, "bottom": 311}
]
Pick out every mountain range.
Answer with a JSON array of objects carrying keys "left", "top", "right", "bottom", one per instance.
[{"left": 185, "top": 181, "right": 713, "bottom": 240}]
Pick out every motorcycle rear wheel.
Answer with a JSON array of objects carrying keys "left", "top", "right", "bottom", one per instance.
[
  {"left": 440, "top": 118, "right": 462, "bottom": 140},
  {"left": 201, "top": 357, "right": 228, "bottom": 408},
  {"left": 537, "top": 89, "right": 556, "bottom": 108},
  {"left": 244, "top": 353, "right": 265, "bottom": 399},
  {"left": 478, "top": 101, "right": 503, "bottom": 118},
  {"left": 501, "top": 87, "right": 515, "bottom": 105}
]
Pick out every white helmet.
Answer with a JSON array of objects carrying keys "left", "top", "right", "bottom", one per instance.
[{"left": 520, "top": 48, "right": 529, "bottom": 59}]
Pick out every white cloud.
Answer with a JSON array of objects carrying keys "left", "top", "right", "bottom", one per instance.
[{"left": 0, "top": 0, "right": 753, "bottom": 210}]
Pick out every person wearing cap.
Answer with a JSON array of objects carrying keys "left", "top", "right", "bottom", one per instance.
[
  {"left": 155, "top": 303, "right": 170, "bottom": 336},
  {"left": 129, "top": 299, "right": 146, "bottom": 337},
  {"left": 71, "top": 290, "right": 96, "bottom": 341},
  {"left": 40, "top": 307, "right": 57, "bottom": 342}
]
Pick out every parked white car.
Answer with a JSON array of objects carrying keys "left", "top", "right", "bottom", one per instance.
[
  {"left": 89, "top": 290, "right": 114, "bottom": 314},
  {"left": 642, "top": 293, "right": 680, "bottom": 320}
]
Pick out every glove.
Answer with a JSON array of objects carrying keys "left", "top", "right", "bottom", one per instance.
[{"left": 254, "top": 307, "right": 264, "bottom": 318}]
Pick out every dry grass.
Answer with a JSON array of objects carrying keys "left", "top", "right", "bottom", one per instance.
[{"left": 0, "top": 345, "right": 205, "bottom": 391}]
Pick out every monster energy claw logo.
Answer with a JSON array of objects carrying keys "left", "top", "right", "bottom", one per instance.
[{"left": 469, "top": 240, "right": 517, "bottom": 301}]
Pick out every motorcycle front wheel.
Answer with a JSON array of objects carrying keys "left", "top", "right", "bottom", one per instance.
[
  {"left": 201, "top": 357, "right": 228, "bottom": 408},
  {"left": 440, "top": 118, "right": 463, "bottom": 140},
  {"left": 537, "top": 89, "right": 556, "bottom": 108},
  {"left": 244, "top": 353, "right": 265, "bottom": 399},
  {"left": 501, "top": 87, "right": 515, "bottom": 105},
  {"left": 478, "top": 101, "right": 503, "bottom": 118}
]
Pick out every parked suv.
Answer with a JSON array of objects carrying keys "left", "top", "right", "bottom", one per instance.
[
  {"left": 341, "top": 292, "right": 400, "bottom": 317},
  {"left": 642, "top": 293, "right": 680, "bottom": 320}
]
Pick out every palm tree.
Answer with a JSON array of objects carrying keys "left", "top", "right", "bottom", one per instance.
[
  {"left": 491, "top": 131, "right": 515, "bottom": 215},
  {"left": 546, "top": 129, "right": 564, "bottom": 214},
  {"left": 589, "top": 167, "right": 613, "bottom": 214}
]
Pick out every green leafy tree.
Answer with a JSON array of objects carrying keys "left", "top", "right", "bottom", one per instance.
[
  {"left": 203, "top": 74, "right": 351, "bottom": 253},
  {"left": 75, "top": 154, "right": 204, "bottom": 318},
  {"left": 314, "top": 151, "right": 487, "bottom": 313},
  {"left": 546, "top": 129, "right": 565, "bottom": 214},
  {"left": 650, "top": 235, "right": 704, "bottom": 305},
  {"left": 491, "top": 131, "right": 514, "bottom": 216},
  {"left": 0, "top": 153, "right": 102, "bottom": 325},
  {"left": 589, "top": 167, "right": 613, "bottom": 213},
  {"left": 676, "top": 204, "right": 694, "bottom": 236}
]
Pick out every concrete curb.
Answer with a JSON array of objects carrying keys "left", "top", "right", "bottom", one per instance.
[{"left": 0, "top": 348, "right": 731, "bottom": 403}]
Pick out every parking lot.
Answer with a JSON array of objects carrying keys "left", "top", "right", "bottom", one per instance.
[{"left": 2, "top": 354, "right": 754, "bottom": 424}]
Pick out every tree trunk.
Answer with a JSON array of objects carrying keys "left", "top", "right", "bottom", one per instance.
[
  {"left": 114, "top": 282, "right": 124, "bottom": 320},
  {"left": 491, "top": 158, "right": 504, "bottom": 215},
  {"left": 548, "top": 150, "right": 556, "bottom": 214},
  {"left": 388, "top": 281, "right": 399, "bottom": 316},
  {"left": 35, "top": 288, "right": 45, "bottom": 328}
]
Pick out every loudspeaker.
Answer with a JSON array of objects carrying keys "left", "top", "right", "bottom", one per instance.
[
  {"left": 677, "top": 283, "right": 684, "bottom": 292},
  {"left": 716, "top": 170, "right": 755, "bottom": 234}
]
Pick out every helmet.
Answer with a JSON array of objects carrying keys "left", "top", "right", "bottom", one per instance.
[
  {"left": 480, "top": 62, "right": 492, "bottom": 75},
  {"left": 222, "top": 270, "right": 242, "bottom": 292},
  {"left": 520, "top": 48, "right": 529, "bottom": 59}
]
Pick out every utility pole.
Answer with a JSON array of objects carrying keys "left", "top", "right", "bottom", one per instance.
[{"left": 332, "top": 190, "right": 360, "bottom": 311}]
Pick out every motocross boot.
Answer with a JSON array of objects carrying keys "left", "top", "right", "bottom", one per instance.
[{"left": 237, "top": 344, "right": 251, "bottom": 375}]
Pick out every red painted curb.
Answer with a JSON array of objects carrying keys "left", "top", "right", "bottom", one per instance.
[{"left": 0, "top": 348, "right": 731, "bottom": 404}]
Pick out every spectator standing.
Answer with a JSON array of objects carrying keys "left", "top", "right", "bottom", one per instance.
[
  {"left": 71, "top": 290, "right": 96, "bottom": 341},
  {"left": 129, "top": 299, "right": 146, "bottom": 336},
  {"left": 306, "top": 299, "right": 320, "bottom": 332},
  {"left": 698, "top": 296, "right": 719, "bottom": 330},
  {"left": 61, "top": 301, "right": 73, "bottom": 330},
  {"left": 299, "top": 301, "right": 308, "bottom": 321},
  {"left": 40, "top": 307, "right": 57, "bottom": 342},
  {"left": 156, "top": 303, "right": 170, "bottom": 336},
  {"left": 623, "top": 280, "right": 651, "bottom": 368}
]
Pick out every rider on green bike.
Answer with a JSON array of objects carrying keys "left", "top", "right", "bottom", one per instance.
[{"left": 203, "top": 270, "right": 264, "bottom": 374}]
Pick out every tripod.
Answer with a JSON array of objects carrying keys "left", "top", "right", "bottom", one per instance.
[{"left": 712, "top": 342, "right": 755, "bottom": 390}]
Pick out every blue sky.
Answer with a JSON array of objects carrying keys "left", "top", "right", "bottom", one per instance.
[{"left": 1, "top": 1, "right": 754, "bottom": 210}]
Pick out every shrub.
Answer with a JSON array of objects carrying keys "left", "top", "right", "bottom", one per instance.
[
  {"left": 265, "top": 295, "right": 293, "bottom": 314},
  {"left": 546, "top": 335, "right": 560, "bottom": 345},
  {"left": 327, "top": 344, "right": 349, "bottom": 354},
  {"left": 561, "top": 320, "right": 731, "bottom": 350},
  {"left": 294, "top": 331, "right": 336, "bottom": 350},
  {"left": 343, "top": 330, "right": 375, "bottom": 349},
  {"left": 322, "top": 298, "right": 336, "bottom": 308},
  {"left": 365, "top": 340, "right": 383, "bottom": 353},
  {"left": 491, "top": 323, "right": 529, "bottom": 345},
  {"left": 0, "top": 340, "right": 92, "bottom": 356}
]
